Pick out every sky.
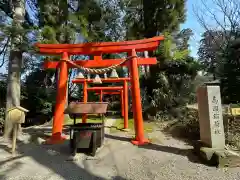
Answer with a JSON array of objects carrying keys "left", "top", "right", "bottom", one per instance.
[
  {"left": 0, "top": 0, "right": 212, "bottom": 74},
  {"left": 181, "top": 0, "right": 221, "bottom": 58},
  {"left": 180, "top": 0, "right": 206, "bottom": 58}
]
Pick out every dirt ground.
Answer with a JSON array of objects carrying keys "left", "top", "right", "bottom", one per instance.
[{"left": 0, "top": 120, "right": 240, "bottom": 180}]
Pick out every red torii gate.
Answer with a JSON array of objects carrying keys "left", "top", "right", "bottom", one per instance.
[
  {"left": 72, "top": 77, "right": 130, "bottom": 129},
  {"left": 95, "top": 91, "right": 124, "bottom": 116},
  {"left": 87, "top": 86, "right": 124, "bottom": 119},
  {"left": 35, "top": 36, "right": 164, "bottom": 145}
]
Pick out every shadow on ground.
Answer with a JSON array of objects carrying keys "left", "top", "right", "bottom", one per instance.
[
  {"left": 0, "top": 127, "right": 128, "bottom": 180},
  {"left": 0, "top": 119, "right": 205, "bottom": 180},
  {"left": 105, "top": 134, "right": 132, "bottom": 141},
  {"left": 104, "top": 125, "right": 130, "bottom": 132},
  {"left": 105, "top": 134, "right": 203, "bottom": 165},
  {"left": 0, "top": 159, "right": 24, "bottom": 180}
]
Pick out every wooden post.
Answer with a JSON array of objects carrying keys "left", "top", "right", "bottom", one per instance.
[
  {"left": 46, "top": 52, "right": 68, "bottom": 144},
  {"left": 130, "top": 49, "right": 149, "bottom": 145},
  {"left": 82, "top": 80, "right": 88, "bottom": 123},
  {"left": 12, "top": 124, "right": 18, "bottom": 154},
  {"left": 99, "top": 90, "right": 103, "bottom": 117},
  {"left": 127, "top": 53, "right": 136, "bottom": 131},
  {"left": 123, "top": 80, "right": 129, "bottom": 130},
  {"left": 121, "top": 90, "right": 124, "bottom": 117},
  {"left": 100, "top": 90, "right": 103, "bottom": 102}
]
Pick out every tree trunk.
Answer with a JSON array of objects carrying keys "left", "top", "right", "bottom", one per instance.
[
  {"left": 4, "top": 0, "right": 25, "bottom": 139},
  {"left": 143, "top": 51, "right": 150, "bottom": 77},
  {"left": 4, "top": 51, "right": 23, "bottom": 139}
]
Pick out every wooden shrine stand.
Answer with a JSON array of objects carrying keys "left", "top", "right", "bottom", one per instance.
[
  {"left": 35, "top": 36, "right": 164, "bottom": 145},
  {"left": 66, "top": 102, "right": 108, "bottom": 156},
  {"left": 72, "top": 77, "right": 130, "bottom": 130}
]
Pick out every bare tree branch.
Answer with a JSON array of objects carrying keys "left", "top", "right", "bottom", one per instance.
[
  {"left": 0, "top": 37, "right": 10, "bottom": 67},
  {"left": 193, "top": 0, "right": 240, "bottom": 51},
  {"left": 193, "top": 8, "right": 224, "bottom": 52}
]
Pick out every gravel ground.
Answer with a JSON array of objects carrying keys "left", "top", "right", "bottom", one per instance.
[{"left": 0, "top": 119, "right": 239, "bottom": 180}]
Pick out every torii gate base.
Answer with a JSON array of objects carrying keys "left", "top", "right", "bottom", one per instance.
[{"left": 36, "top": 36, "right": 164, "bottom": 145}]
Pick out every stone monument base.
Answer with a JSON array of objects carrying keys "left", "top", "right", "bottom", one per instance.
[{"left": 193, "top": 140, "right": 240, "bottom": 168}]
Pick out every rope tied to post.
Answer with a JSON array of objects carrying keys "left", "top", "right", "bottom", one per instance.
[{"left": 60, "top": 55, "right": 138, "bottom": 74}]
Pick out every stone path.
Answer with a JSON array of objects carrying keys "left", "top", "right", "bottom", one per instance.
[{"left": 0, "top": 119, "right": 240, "bottom": 180}]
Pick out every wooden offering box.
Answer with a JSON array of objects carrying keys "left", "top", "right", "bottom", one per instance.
[
  {"left": 66, "top": 102, "right": 108, "bottom": 116},
  {"left": 65, "top": 102, "right": 108, "bottom": 156}
]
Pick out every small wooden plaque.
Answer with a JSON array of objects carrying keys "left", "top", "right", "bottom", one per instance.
[
  {"left": 66, "top": 102, "right": 108, "bottom": 115},
  {"left": 231, "top": 108, "right": 240, "bottom": 116}
]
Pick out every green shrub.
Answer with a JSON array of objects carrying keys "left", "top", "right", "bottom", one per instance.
[{"left": 163, "top": 107, "right": 200, "bottom": 141}]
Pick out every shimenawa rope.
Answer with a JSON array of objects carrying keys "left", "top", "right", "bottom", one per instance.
[{"left": 60, "top": 55, "right": 137, "bottom": 74}]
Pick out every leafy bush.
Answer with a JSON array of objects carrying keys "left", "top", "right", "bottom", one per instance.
[
  {"left": 163, "top": 107, "right": 200, "bottom": 141},
  {"left": 143, "top": 60, "right": 200, "bottom": 120},
  {"left": 219, "top": 39, "right": 240, "bottom": 104},
  {"left": 162, "top": 107, "right": 240, "bottom": 150},
  {"left": 21, "top": 69, "right": 56, "bottom": 125}
]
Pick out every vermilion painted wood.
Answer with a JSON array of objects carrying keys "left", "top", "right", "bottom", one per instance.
[
  {"left": 87, "top": 86, "right": 123, "bottom": 91},
  {"left": 35, "top": 36, "right": 164, "bottom": 55},
  {"left": 36, "top": 42, "right": 157, "bottom": 54},
  {"left": 72, "top": 78, "right": 130, "bottom": 84},
  {"left": 36, "top": 36, "right": 164, "bottom": 48},
  {"left": 123, "top": 80, "right": 129, "bottom": 129},
  {"left": 82, "top": 80, "right": 88, "bottom": 123},
  {"left": 95, "top": 91, "right": 121, "bottom": 95},
  {"left": 43, "top": 58, "right": 157, "bottom": 69},
  {"left": 45, "top": 52, "right": 68, "bottom": 144},
  {"left": 74, "top": 78, "right": 129, "bottom": 127},
  {"left": 120, "top": 89, "right": 124, "bottom": 117},
  {"left": 99, "top": 90, "right": 103, "bottom": 102},
  {"left": 95, "top": 90, "right": 124, "bottom": 117},
  {"left": 37, "top": 36, "right": 164, "bottom": 145},
  {"left": 130, "top": 49, "right": 149, "bottom": 145}
]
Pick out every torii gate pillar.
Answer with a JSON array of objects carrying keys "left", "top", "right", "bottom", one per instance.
[
  {"left": 130, "top": 50, "right": 148, "bottom": 145},
  {"left": 47, "top": 52, "right": 68, "bottom": 144}
]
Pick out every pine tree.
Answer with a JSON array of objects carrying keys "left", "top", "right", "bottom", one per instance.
[
  {"left": 124, "top": 0, "right": 186, "bottom": 39},
  {"left": 123, "top": 0, "right": 201, "bottom": 116}
]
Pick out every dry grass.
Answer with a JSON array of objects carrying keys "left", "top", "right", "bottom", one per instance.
[{"left": 110, "top": 118, "right": 156, "bottom": 133}]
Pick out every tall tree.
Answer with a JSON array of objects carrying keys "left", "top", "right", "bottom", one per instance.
[
  {"left": 197, "top": 30, "right": 227, "bottom": 79},
  {"left": 4, "top": 0, "right": 26, "bottom": 138},
  {"left": 194, "top": 0, "right": 240, "bottom": 43},
  {"left": 124, "top": 0, "right": 187, "bottom": 86},
  {"left": 220, "top": 39, "right": 240, "bottom": 103},
  {"left": 194, "top": 0, "right": 240, "bottom": 77},
  {"left": 121, "top": 0, "right": 196, "bottom": 117},
  {"left": 124, "top": 0, "right": 186, "bottom": 39}
]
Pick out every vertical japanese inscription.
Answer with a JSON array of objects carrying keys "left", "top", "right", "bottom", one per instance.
[{"left": 212, "top": 95, "right": 221, "bottom": 134}]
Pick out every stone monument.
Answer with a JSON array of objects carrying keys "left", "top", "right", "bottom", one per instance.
[
  {"left": 197, "top": 82, "right": 225, "bottom": 149},
  {"left": 194, "top": 81, "right": 240, "bottom": 167}
]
